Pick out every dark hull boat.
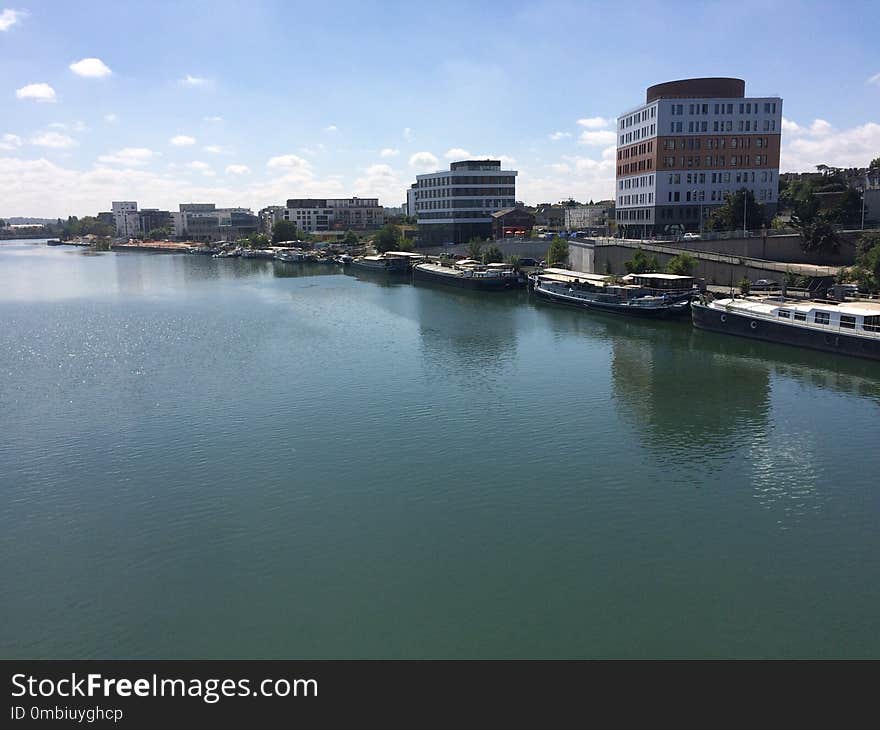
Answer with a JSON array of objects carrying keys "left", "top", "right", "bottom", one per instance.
[
  {"left": 692, "top": 298, "right": 880, "bottom": 361},
  {"left": 413, "top": 263, "right": 525, "bottom": 291}
]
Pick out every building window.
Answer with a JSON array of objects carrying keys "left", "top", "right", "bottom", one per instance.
[
  {"left": 778, "top": 310, "right": 791, "bottom": 319},
  {"left": 814, "top": 312, "right": 830, "bottom": 325},
  {"left": 794, "top": 312, "right": 807, "bottom": 321},
  {"left": 840, "top": 315, "right": 856, "bottom": 329}
]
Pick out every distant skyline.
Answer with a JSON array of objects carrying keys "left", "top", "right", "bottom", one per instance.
[{"left": 1, "top": 0, "right": 879, "bottom": 217}]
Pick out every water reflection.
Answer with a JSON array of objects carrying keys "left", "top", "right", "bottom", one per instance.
[{"left": 415, "top": 286, "right": 524, "bottom": 389}]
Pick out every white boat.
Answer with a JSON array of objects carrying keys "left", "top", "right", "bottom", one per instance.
[{"left": 692, "top": 295, "right": 880, "bottom": 360}]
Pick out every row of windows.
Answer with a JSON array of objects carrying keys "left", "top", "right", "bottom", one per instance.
[
  {"left": 620, "top": 124, "right": 656, "bottom": 145},
  {"left": 661, "top": 136, "right": 772, "bottom": 152},
  {"left": 416, "top": 187, "right": 515, "bottom": 199},
  {"left": 617, "top": 208, "right": 653, "bottom": 221},
  {"left": 665, "top": 170, "right": 775, "bottom": 185},
  {"left": 618, "top": 193, "right": 655, "bottom": 206},
  {"left": 417, "top": 175, "right": 515, "bottom": 187},
  {"left": 661, "top": 154, "right": 771, "bottom": 169},
  {"left": 670, "top": 101, "right": 778, "bottom": 115},
  {"left": 619, "top": 106, "right": 656, "bottom": 129},
  {"left": 417, "top": 211, "right": 497, "bottom": 220},
  {"left": 416, "top": 199, "right": 513, "bottom": 211},
  {"left": 619, "top": 175, "right": 654, "bottom": 190},
  {"left": 617, "top": 158, "right": 654, "bottom": 175},
  {"left": 665, "top": 188, "right": 775, "bottom": 203},
  {"left": 617, "top": 142, "right": 654, "bottom": 160},
  {"left": 778, "top": 310, "right": 878, "bottom": 331},
  {"left": 668, "top": 119, "right": 777, "bottom": 134}
]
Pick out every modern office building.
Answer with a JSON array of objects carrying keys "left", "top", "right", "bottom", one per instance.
[
  {"left": 111, "top": 201, "right": 139, "bottom": 238},
  {"left": 280, "top": 198, "right": 385, "bottom": 232},
  {"left": 614, "top": 77, "right": 782, "bottom": 237},
  {"left": 172, "top": 203, "right": 258, "bottom": 241},
  {"left": 138, "top": 208, "right": 173, "bottom": 236},
  {"left": 411, "top": 159, "right": 517, "bottom": 244}
]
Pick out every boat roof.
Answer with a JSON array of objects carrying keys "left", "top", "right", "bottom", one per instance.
[
  {"left": 540, "top": 273, "right": 607, "bottom": 287},
  {"left": 539, "top": 268, "right": 609, "bottom": 282},
  {"left": 361, "top": 255, "right": 384, "bottom": 261},
  {"left": 624, "top": 272, "right": 695, "bottom": 280},
  {"left": 385, "top": 251, "right": 424, "bottom": 258},
  {"left": 714, "top": 297, "right": 880, "bottom": 317},
  {"left": 456, "top": 259, "right": 482, "bottom": 266}
]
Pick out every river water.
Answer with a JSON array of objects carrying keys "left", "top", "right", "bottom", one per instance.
[{"left": 1, "top": 240, "right": 879, "bottom": 658}]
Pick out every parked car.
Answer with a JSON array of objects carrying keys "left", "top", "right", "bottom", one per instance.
[
  {"left": 518, "top": 257, "right": 538, "bottom": 267},
  {"left": 682, "top": 232, "right": 701, "bottom": 240},
  {"left": 751, "top": 279, "right": 780, "bottom": 291}
]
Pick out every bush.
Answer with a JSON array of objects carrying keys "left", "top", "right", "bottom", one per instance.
[{"left": 739, "top": 277, "right": 751, "bottom": 295}]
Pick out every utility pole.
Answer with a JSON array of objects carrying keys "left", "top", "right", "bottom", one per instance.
[{"left": 743, "top": 191, "right": 748, "bottom": 239}]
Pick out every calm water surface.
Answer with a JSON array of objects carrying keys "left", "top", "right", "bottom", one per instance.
[{"left": 1, "top": 240, "right": 879, "bottom": 658}]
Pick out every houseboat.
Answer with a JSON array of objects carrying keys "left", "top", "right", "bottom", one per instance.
[
  {"left": 692, "top": 296, "right": 880, "bottom": 361},
  {"left": 412, "top": 260, "right": 526, "bottom": 291},
  {"left": 532, "top": 269, "right": 695, "bottom": 318},
  {"left": 350, "top": 253, "right": 412, "bottom": 272}
]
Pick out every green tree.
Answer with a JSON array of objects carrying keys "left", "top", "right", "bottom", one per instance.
[
  {"left": 342, "top": 230, "right": 359, "bottom": 246},
  {"left": 373, "top": 224, "right": 402, "bottom": 253},
  {"left": 482, "top": 245, "right": 503, "bottom": 264},
  {"left": 506, "top": 255, "right": 521, "bottom": 271},
  {"left": 797, "top": 218, "right": 840, "bottom": 256},
  {"left": 247, "top": 232, "right": 270, "bottom": 248},
  {"left": 739, "top": 277, "right": 751, "bottom": 295},
  {"left": 147, "top": 227, "right": 169, "bottom": 240},
  {"left": 467, "top": 238, "right": 484, "bottom": 260},
  {"left": 869, "top": 157, "right": 880, "bottom": 171},
  {"left": 825, "top": 188, "right": 862, "bottom": 227},
  {"left": 665, "top": 252, "right": 697, "bottom": 276},
  {"left": 546, "top": 237, "right": 569, "bottom": 267},
  {"left": 624, "top": 247, "right": 659, "bottom": 273},
  {"left": 271, "top": 220, "right": 301, "bottom": 244},
  {"left": 706, "top": 189, "right": 767, "bottom": 232},
  {"left": 0, "top": 218, "right": 5, "bottom": 228}
]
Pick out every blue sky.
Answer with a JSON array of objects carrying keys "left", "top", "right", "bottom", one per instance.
[{"left": 1, "top": 0, "right": 878, "bottom": 217}]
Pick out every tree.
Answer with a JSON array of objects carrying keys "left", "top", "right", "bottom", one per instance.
[
  {"left": 247, "top": 232, "right": 270, "bottom": 248},
  {"left": 272, "top": 220, "right": 301, "bottom": 244},
  {"left": 546, "top": 237, "right": 568, "bottom": 267},
  {"left": 467, "top": 238, "right": 484, "bottom": 261},
  {"left": 506, "top": 255, "right": 521, "bottom": 271},
  {"left": 342, "top": 230, "right": 359, "bottom": 246},
  {"left": 482, "top": 245, "right": 503, "bottom": 264},
  {"left": 0, "top": 218, "right": 5, "bottom": 228},
  {"left": 797, "top": 218, "right": 839, "bottom": 256},
  {"left": 665, "top": 252, "right": 697, "bottom": 276},
  {"left": 739, "top": 277, "right": 751, "bottom": 295},
  {"left": 373, "top": 224, "right": 402, "bottom": 253},
  {"left": 624, "top": 247, "right": 659, "bottom": 273},
  {"left": 706, "top": 189, "right": 766, "bottom": 232},
  {"left": 869, "top": 157, "right": 880, "bottom": 171},
  {"left": 825, "top": 188, "right": 862, "bottom": 227},
  {"left": 147, "top": 227, "right": 169, "bottom": 240}
]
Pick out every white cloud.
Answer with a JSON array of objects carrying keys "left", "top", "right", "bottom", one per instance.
[
  {"left": 781, "top": 121, "right": 880, "bottom": 172},
  {"left": 578, "top": 129, "right": 616, "bottom": 146},
  {"left": 0, "top": 8, "right": 25, "bottom": 31},
  {"left": 781, "top": 117, "right": 803, "bottom": 134},
  {"left": 266, "top": 154, "right": 312, "bottom": 172},
  {"left": 0, "top": 133, "right": 23, "bottom": 150},
  {"left": 105, "top": 113, "right": 118, "bottom": 123},
  {"left": 549, "top": 131, "right": 571, "bottom": 141},
  {"left": 225, "top": 164, "right": 250, "bottom": 175},
  {"left": 353, "top": 164, "right": 405, "bottom": 206},
  {"left": 408, "top": 151, "right": 439, "bottom": 171},
  {"left": 186, "top": 160, "right": 214, "bottom": 176},
  {"left": 203, "top": 145, "right": 228, "bottom": 154},
  {"left": 170, "top": 135, "right": 196, "bottom": 146},
  {"left": 323, "top": 124, "right": 338, "bottom": 133},
  {"left": 179, "top": 74, "right": 209, "bottom": 87},
  {"left": 97, "top": 147, "right": 154, "bottom": 166},
  {"left": 403, "top": 127, "right": 414, "bottom": 142},
  {"left": 867, "top": 73, "right": 880, "bottom": 87},
  {"left": 30, "top": 131, "right": 77, "bottom": 149},
  {"left": 380, "top": 148, "right": 399, "bottom": 157},
  {"left": 549, "top": 163, "right": 571, "bottom": 173},
  {"left": 444, "top": 147, "right": 471, "bottom": 160},
  {"left": 577, "top": 117, "right": 610, "bottom": 129},
  {"left": 15, "top": 83, "right": 56, "bottom": 102},
  {"left": 809, "top": 119, "right": 832, "bottom": 136},
  {"left": 69, "top": 57, "right": 112, "bottom": 78},
  {"left": 203, "top": 116, "right": 223, "bottom": 123}
]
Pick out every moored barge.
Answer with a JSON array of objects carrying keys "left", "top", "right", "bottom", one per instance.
[
  {"left": 412, "top": 260, "right": 525, "bottom": 290},
  {"left": 692, "top": 296, "right": 880, "bottom": 361}
]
